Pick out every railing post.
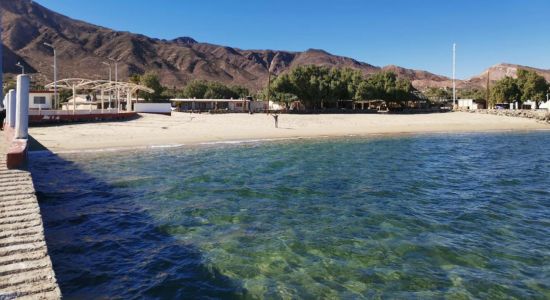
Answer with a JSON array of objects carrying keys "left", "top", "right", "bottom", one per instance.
[
  {"left": 8, "top": 89, "right": 16, "bottom": 128},
  {"left": 15, "top": 75, "right": 30, "bottom": 139}
]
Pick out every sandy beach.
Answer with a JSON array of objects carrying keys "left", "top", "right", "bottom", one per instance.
[{"left": 28, "top": 112, "right": 550, "bottom": 152}]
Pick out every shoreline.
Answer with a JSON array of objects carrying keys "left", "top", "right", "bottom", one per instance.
[
  {"left": 28, "top": 129, "right": 550, "bottom": 155},
  {"left": 28, "top": 112, "right": 550, "bottom": 153}
]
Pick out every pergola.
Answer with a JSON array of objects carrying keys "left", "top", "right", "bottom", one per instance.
[{"left": 45, "top": 78, "right": 154, "bottom": 114}]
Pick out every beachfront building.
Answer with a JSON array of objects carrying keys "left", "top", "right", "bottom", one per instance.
[
  {"left": 521, "top": 100, "right": 550, "bottom": 110},
  {"left": 457, "top": 99, "right": 486, "bottom": 110},
  {"left": 170, "top": 98, "right": 275, "bottom": 113},
  {"left": 62, "top": 94, "right": 119, "bottom": 111},
  {"left": 29, "top": 91, "right": 54, "bottom": 110},
  {"left": 46, "top": 79, "right": 153, "bottom": 113}
]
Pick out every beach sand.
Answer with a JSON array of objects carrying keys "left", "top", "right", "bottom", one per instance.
[{"left": 28, "top": 112, "right": 550, "bottom": 152}]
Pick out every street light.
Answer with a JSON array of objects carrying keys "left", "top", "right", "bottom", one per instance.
[
  {"left": 43, "top": 42, "right": 58, "bottom": 109},
  {"left": 108, "top": 57, "right": 120, "bottom": 111},
  {"left": 109, "top": 50, "right": 131, "bottom": 111},
  {"left": 101, "top": 61, "right": 112, "bottom": 82},
  {"left": 266, "top": 61, "right": 275, "bottom": 114},
  {"left": 16, "top": 62, "right": 24, "bottom": 74},
  {"left": 102, "top": 62, "right": 112, "bottom": 109}
]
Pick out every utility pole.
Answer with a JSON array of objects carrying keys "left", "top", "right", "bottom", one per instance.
[
  {"left": 486, "top": 70, "right": 491, "bottom": 109},
  {"left": 109, "top": 50, "right": 129, "bottom": 111},
  {"left": 452, "top": 43, "right": 456, "bottom": 107},
  {"left": 266, "top": 65, "right": 271, "bottom": 114},
  {"left": 44, "top": 43, "right": 57, "bottom": 109},
  {"left": 111, "top": 59, "right": 119, "bottom": 111},
  {"left": 102, "top": 62, "right": 112, "bottom": 109}
]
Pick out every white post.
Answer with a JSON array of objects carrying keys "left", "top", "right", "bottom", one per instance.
[
  {"left": 44, "top": 43, "right": 57, "bottom": 109},
  {"left": 101, "top": 89, "right": 104, "bottom": 113},
  {"left": 72, "top": 84, "right": 76, "bottom": 115},
  {"left": 15, "top": 75, "right": 30, "bottom": 139},
  {"left": 0, "top": 11, "right": 3, "bottom": 104},
  {"left": 8, "top": 89, "right": 16, "bottom": 128},
  {"left": 127, "top": 89, "right": 131, "bottom": 112},
  {"left": 2, "top": 94, "right": 6, "bottom": 125},
  {"left": 452, "top": 43, "right": 456, "bottom": 106},
  {"left": 53, "top": 48, "right": 57, "bottom": 110}
]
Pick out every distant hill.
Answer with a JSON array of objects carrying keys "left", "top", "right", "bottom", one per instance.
[
  {"left": 461, "top": 63, "right": 550, "bottom": 89},
  {"left": 1, "top": 0, "right": 549, "bottom": 92}
]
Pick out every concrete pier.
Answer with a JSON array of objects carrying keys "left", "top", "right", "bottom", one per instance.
[{"left": 0, "top": 133, "right": 61, "bottom": 299}]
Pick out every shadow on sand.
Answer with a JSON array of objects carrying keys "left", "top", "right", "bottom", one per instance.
[{"left": 28, "top": 144, "right": 248, "bottom": 299}]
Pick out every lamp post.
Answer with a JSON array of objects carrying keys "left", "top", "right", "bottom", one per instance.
[
  {"left": 102, "top": 62, "right": 112, "bottom": 110},
  {"left": 43, "top": 43, "right": 58, "bottom": 109},
  {"left": 266, "top": 61, "right": 274, "bottom": 114},
  {"left": 16, "top": 62, "right": 25, "bottom": 74},
  {"left": 108, "top": 58, "right": 120, "bottom": 111},
  {"left": 452, "top": 43, "right": 456, "bottom": 107}
]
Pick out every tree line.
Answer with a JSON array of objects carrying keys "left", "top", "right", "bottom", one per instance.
[
  {"left": 129, "top": 73, "right": 249, "bottom": 101},
  {"left": 491, "top": 69, "right": 549, "bottom": 107},
  {"left": 422, "top": 69, "right": 550, "bottom": 108},
  {"left": 129, "top": 67, "right": 418, "bottom": 109},
  {"left": 265, "top": 65, "right": 416, "bottom": 109}
]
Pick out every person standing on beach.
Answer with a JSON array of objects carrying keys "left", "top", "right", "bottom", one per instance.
[
  {"left": 273, "top": 113, "right": 279, "bottom": 128},
  {"left": 0, "top": 104, "right": 5, "bottom": 131}
]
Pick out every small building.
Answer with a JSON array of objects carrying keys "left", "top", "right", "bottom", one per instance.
[
  {"left": 29, "top": 91, "right": 54, "bottom": 110},
  {"left": 62, "top": 95, "right": 98, "bottom": 111},
  {"left": 170, "top": 99, "right": 249, "bottom": 112},
  {"left": 522, "top": 100, "right": 550, "bottom": 110},
  {"left": 170, "top": 98, "right": 281, "bottom": 113},
  {"left": 354, "top": 100, "right": 387, "bottom": 111},
  {"left": 62, "top": 94, "right": 123, "bottom": 110},
  {"left": 457, "top": 99, "right": 486, "bottom": 110}
]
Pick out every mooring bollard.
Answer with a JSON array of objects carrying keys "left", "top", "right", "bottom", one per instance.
[
  {"left": 15, "top": 75, "right": 30, "bottom": 139},
  {"left": 8, "top": 89, "right": 16, "bottom": 128}
]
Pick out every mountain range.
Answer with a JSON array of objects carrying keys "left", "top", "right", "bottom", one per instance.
[{"left": 2, "top": 0, "right": 550, "bottom": 92}]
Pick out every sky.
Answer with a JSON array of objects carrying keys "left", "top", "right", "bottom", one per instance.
[{"left": 35, "top": 0, "right": 550, "bottom": 79}]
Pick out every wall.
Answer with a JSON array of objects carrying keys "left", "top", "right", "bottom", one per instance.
[
  {"left": 29, "top": 92, "right": 53, "bottom": 110},
  {"left": 465, "top": 109, "right": 550, "bottom": 123},
  {"left": 134, "top": 103, "right": 172, "bottom": 114}
]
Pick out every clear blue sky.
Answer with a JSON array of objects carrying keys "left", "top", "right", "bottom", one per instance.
[{"left": 36, "top": 0, "right": 550, "bottom": 79}]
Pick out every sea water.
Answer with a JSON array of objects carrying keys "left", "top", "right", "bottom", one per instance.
[{"left": 30, "top": 132, "right": 550, "bottom": 299}]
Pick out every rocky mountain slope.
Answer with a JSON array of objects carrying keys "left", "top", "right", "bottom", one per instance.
[
  {"left": 462, "top": 63, "right": 550, "bottom": 88},
  {"left": 1, "top": 0, "right": 549, "bottom": 92}
]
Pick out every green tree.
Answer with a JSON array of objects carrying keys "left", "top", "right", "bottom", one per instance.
[
  {"left": 230, "top": 85, "right": 250, "bottom": 98},
  {"left": 2, "top": 79, "right": 16, "bottom": 95},
  {"left": 516, "top": 69, "right": 549, "bottom": 107},
  {"left": 423, "top": 87, "right": 452, "bottom": 102},
  {"left": 458, "top": 88, "right": 485, "bottom": 100},
  {"left": 491, "top": 76, "right": 520, "bottom": 105},
  {"left": 285, "top": 65, "right": 331, "bottom": 109},
  {"left": 183, "top": 80, "right": 209, "bottom": 98},
  {"left": 203, "top": 81, "right": 237, "bottom": 99},
  {"left": 267, "top": 66, "right": 414, "bottom": 109},
  {"left": 138, "top": 72, "right": 165, "bottom": 101}
]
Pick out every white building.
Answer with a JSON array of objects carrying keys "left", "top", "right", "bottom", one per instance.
[
  {"left": 29, "top": 91, "right": 54, "bottom": 110},
  {"left": 62, "top": 94, "right": 121, "bottom": 110},
  {"left": 522, "top": 100, "right": 550, "bottom": 110},
  {"left": 457, "top": 99, "right": 486, "bottom": 110},
  {"left": 170, "top": 99, "right": 282, "bottom": 113}
]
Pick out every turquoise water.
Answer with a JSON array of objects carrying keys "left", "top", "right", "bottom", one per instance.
[{"left": 30, "top": 132, "right": 550, "bottom": 299}]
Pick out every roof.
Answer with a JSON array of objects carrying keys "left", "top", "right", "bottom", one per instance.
[
  {"left": 30, "top": 90, "right": 55, "bottom": 94},
  {"left": 45, "top": 78, "right": 154, "bottom": 94},
  {"left": 171, "top": 98, "right": 250, "bottom": 103}
]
